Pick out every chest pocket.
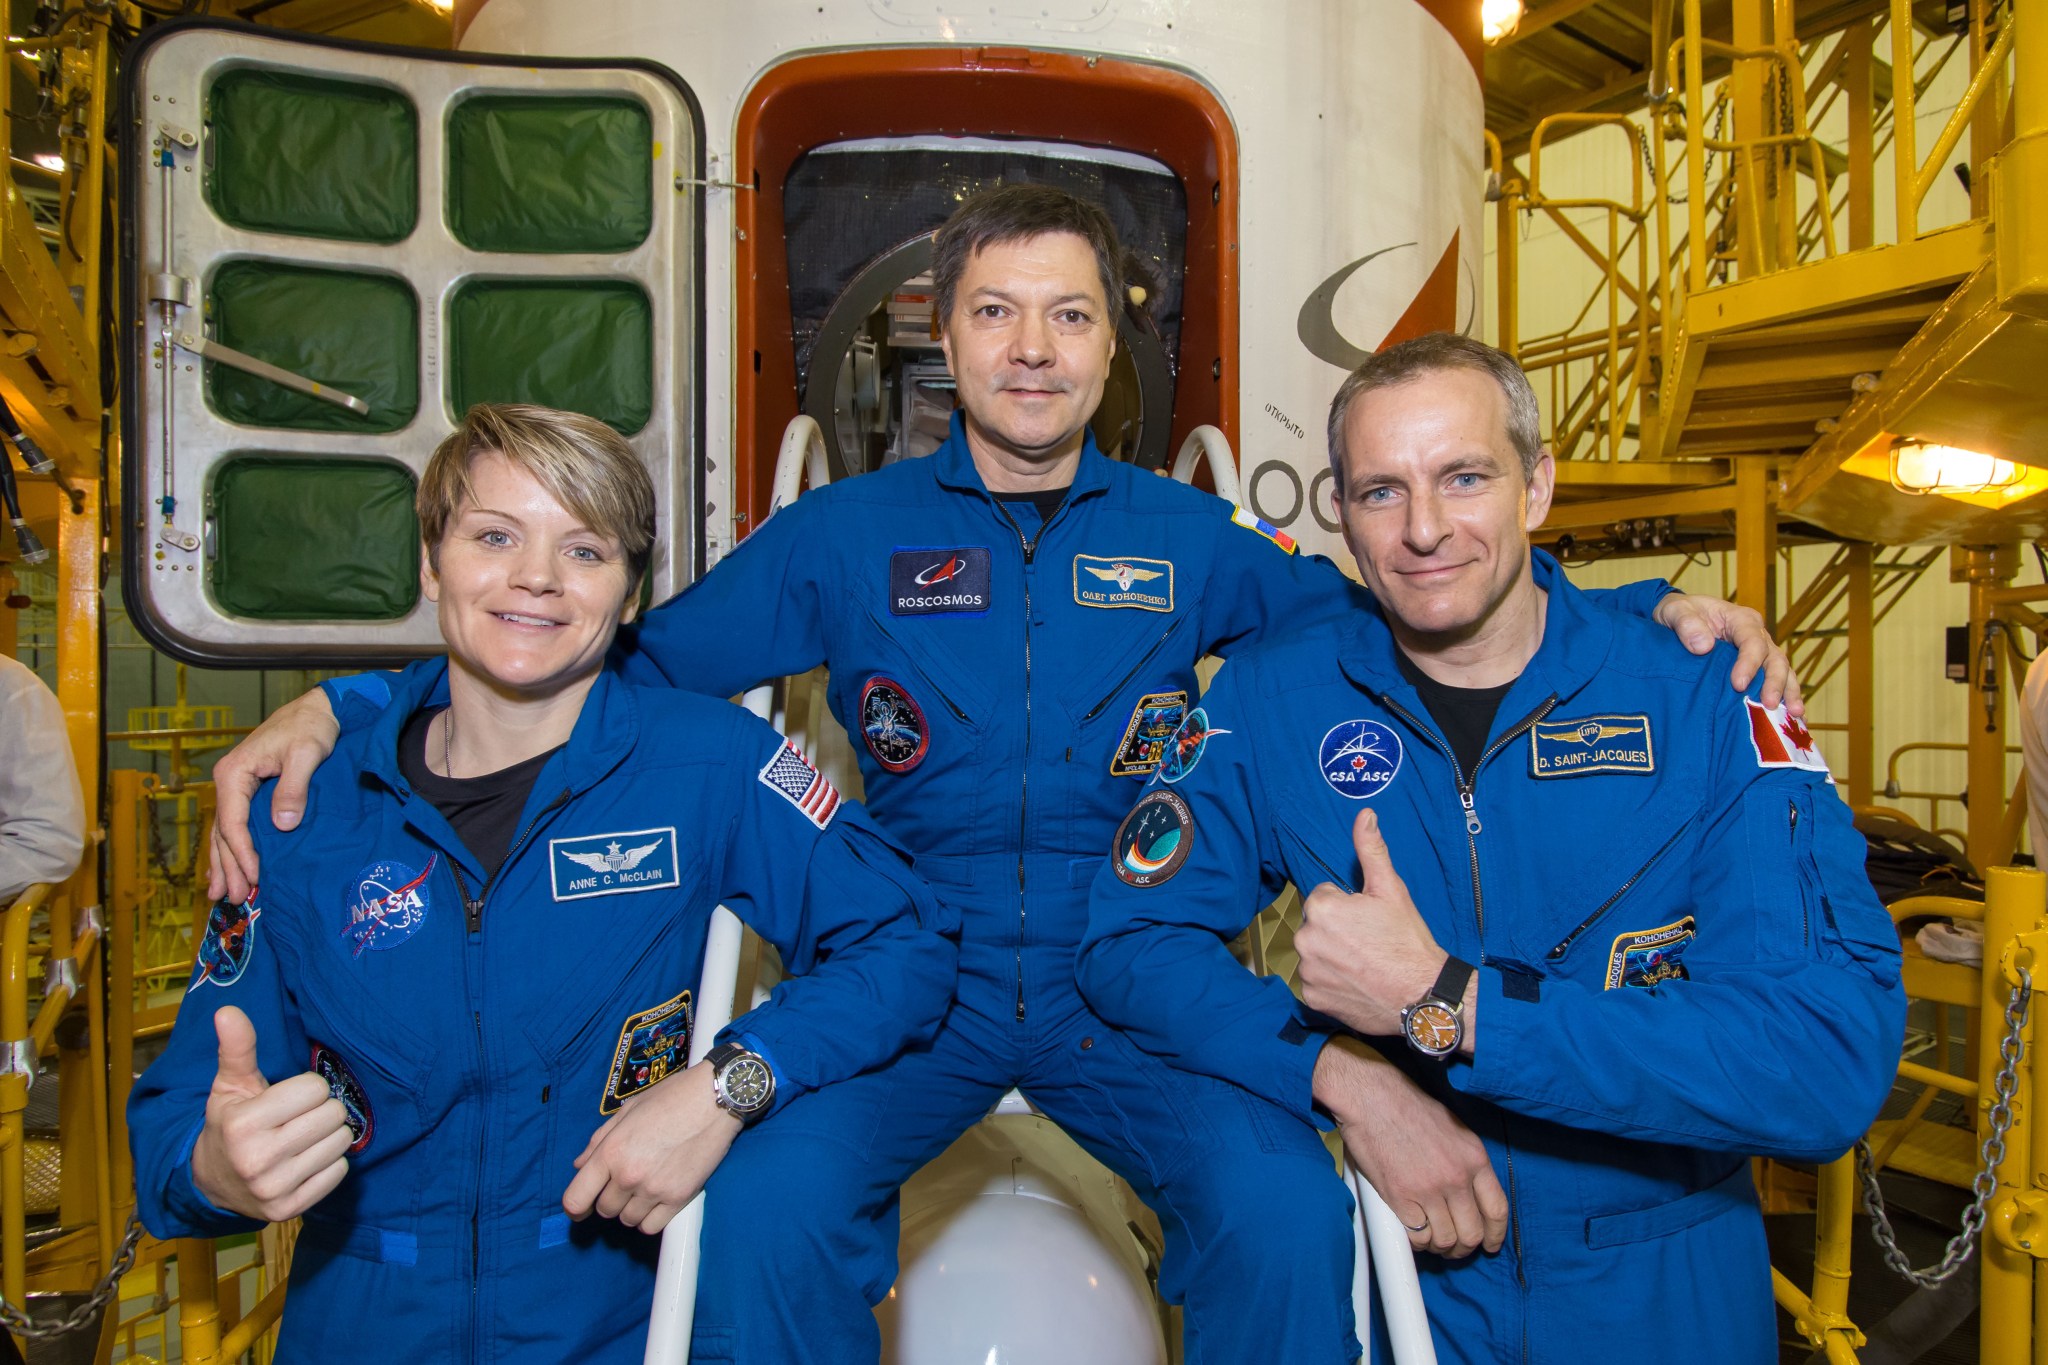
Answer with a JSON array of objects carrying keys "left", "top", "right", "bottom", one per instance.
[
  {"left": 1512, "top": 806, "right": 1697, "bottom": 978},
  {"left": 294, "top": 953, "right": 442, "bottom": 1168}
]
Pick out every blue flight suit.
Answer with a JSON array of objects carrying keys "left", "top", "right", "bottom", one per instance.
[
  {"left": 323, "top": 417, "right": 1674, "bottom": 1364},
  {"left": 1079, "top": 552, "right": 1906, "bottom": 1365},
  {"left": 130, "top": 666, "right": 957, "bottom": 1365}
]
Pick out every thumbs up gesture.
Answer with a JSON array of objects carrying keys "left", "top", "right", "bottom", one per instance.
[
  {"left": 189, "top": 1006, "right": 354, "bottom": 1222},
  {"left": 1295, "top": 809, "right": 1455, "bottom": 1040}
]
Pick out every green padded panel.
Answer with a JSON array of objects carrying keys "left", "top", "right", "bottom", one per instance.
[
  {"left": 210, "top": 456, "right": 419, "bottom": 621},
  {"left": 206, "top": 261, "right": 419, "bottom": 435},
  {"left": 448, "top": 94, "right": 654, "bottom": 253},
  {"left": 206, "top": 68, "right": 418, "bottom": 243},
  {"left": 447, "top": 279, "right": 653, "bottom": 434}
]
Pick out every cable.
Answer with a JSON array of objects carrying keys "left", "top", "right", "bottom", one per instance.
[{"left": 0, "top": 444, "right": 48, "bottom": 564}]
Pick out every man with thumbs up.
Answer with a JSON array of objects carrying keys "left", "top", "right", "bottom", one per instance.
[
  {"left": 1080, "top": 333, "right": 1906, "bottom": 1364},
  {"left": 187, "top": 1004, "right": 355, "bottom": 1223}
]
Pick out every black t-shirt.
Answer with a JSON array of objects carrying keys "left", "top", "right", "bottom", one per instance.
[
  {"left": 397, "top": 708, "right": 562, "bottom": 883},
  {"left": 1395, "top": 649, "right": 1516, "bottom": 781},
  {"left": 998, "top": 485, "right": 1070, "bottom": 533}
]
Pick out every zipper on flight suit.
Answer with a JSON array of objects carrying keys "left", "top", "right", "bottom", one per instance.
[
  {"left": 991, "top": 495, "right": 1071, "bottom": 1023},
  {"left": 1543, "top": 822, "right": 1692, "bottom": 962},
  {"left": 1081, "top": 613, "right": 1190, "bottom": 721},
  {"left": 1375, "top": 691, "right": 1555, "bottom": 1329},
  {"left": 443, "top": 788, "right": 571, "bottom": 1329},
  {"left": 859, "top": 607, "right": 975, "bottom": 724}
]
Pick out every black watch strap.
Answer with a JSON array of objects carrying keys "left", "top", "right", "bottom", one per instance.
[{"left": 1429, "top": 955, "right": 1475, "bottom": 1007}]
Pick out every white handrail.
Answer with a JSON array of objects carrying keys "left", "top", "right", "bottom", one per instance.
[
  {"left": 770, "top": 414, "right": 832, "bottom": 515},
  {"left": 1169, "top": 425, "right": 1242, "bottom": 506},
  {"left": 1349, "top": 1159, "right": 1440, "bottom": 1363}
]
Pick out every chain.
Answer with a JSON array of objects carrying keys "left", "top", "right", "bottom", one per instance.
[
  {"left": 1859, "top": 966, "right": 2031, "bottom": 1289},
  {"left": 0, "top": 1214, "right": 144, "bottom": 1338}
]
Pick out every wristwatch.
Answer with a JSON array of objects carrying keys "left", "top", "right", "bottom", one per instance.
[
  {"left": 1400, "top": 956, "right": 1475, "bottom": 1059},
  {"left": 706, "top": 1042, "right": 776, "bottom": 1124}
]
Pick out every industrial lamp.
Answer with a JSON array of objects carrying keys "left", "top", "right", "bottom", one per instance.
[
  {"left": 1482, "top": 0, "right": 1523, "bottom": 42},
  {"left": 1889, "top": 439, "right": 2025, "bottom": 495}
]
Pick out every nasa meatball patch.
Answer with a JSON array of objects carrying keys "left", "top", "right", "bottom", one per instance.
[
  {"left": 310, "top": 1042, "right": 374, "bottom": 1153},
  {"left": 1112, "top": 790, "right": 1195, "bottom": 888},
  {"left": 1530, "top": 714, "right": 1654, "bottom": 777},
  {"left": 549, "top": 828, "right": 681, "bottom": 901},
  {"left": 1073, "top": 555, "right": 1174, "bottom": 612},
  {"left": 342, "top": 856, "right": 436, "bottom": 956},
  {"left": 602, "top": 989, "right": 693, "bottom": 1114},
  {"left": 889, "top": 547, "right": 992, "bottom": 616},
  {"left": 188, "top": 894, "right": 262, "bottom": 993},
  {"left": 1606, "top": 917, "right": 1696, "bottom": 990}
]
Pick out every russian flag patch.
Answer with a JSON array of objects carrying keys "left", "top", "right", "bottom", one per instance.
[
  {"left": 1230, "top": 505, "right": 1297, "bottom": 554},
  {"left": 759, "top": 740, "right": 841, "bottom": 828}
]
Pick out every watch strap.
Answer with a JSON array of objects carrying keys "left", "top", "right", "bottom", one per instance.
[{"left": 1429, "top": 955, "right": 1475, "bottom": 1009}]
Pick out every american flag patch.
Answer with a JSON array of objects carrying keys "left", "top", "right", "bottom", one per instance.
[{"left": 758, "top": 741, "right": 840, "bottom": 828}]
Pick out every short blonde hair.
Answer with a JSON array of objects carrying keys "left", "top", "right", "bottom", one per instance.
[{"left": 418, "top": 404, "right": 656, "bottom": 590}]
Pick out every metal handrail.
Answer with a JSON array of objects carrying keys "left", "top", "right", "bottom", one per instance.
[
  {"left": 1170, "top": 425, "right": 1242, "bottom": 505},
  {"left": 1, "top": 883, "right": 54, "bottom": 1318}
]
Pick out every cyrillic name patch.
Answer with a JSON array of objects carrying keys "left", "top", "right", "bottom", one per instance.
[
  {"left": 759, "top": 740, "right": 840, "bottom": 828},
  {"left": 1157, "top": 706, "right": 1231, "bottom": 785},
  {"left": 310, "top": 1042, "right": 374, "bottom": 1153},
  {"left": 601, "top": 989, "right": 692, "bottom": 1114},
  {"left": 1746, "top": 699, "right": 1831, "bottom": 774},
  {"left": 343, "top": 856, "right": 435, "bottom": 957},
  {"left": 861, "top": 676, "right": 929, "bottom": 773},
  {"left": 1605, "top": 917, "right": 1696, "bottom": 989},
  {"left": 549, "top": 827, "right": 681, "bottom": 901},
  {"left": 889, "top": 547, "right": 992, "bottom": 616},
  {"left": 1112, "top": 790, "right": 1195, "bottom": 887},
  {"left": 1231, "top": 505, "right": 1297, "bottom": 554},
  {"left": 1073, "top": 555, "right": 1175, "bottom": 611},
  {"left": 189, "top": 895, "right": 261, "bottom": 992},
  {"left": 1110, "top": 691, "right": 1188, "bottom": 778},
  {"left": 1318, "top": 719, "right": 1403, "bottom": 799},
  {"left": 1530, "top": 714, "right": 1655, "bottom": 778}
]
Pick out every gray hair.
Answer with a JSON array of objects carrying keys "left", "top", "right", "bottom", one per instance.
[{"left": 1325, "top": 332, "right": 1544, "bottom": 486}]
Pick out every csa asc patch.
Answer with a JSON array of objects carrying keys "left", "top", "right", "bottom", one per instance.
[
  {"left": 549, "top": 827, "right": 681, "bottom": 901},
  {"left": 889, "top": 547, "right": 992, "bottom": 616},
  {"left": 188, "top": 895, "right": 261, "bottom": 993},
  {"left": 1318, "top": 719, "right": 1403, "bottom": 799},
  {"left": 1746, "top": 699, "right": 1831, "bottom": 774},
  {"left": 342, "top": 856, "right": 436, "bottom": 957},
  {"left": 1230, "top": 505, "right": 1298, "bottom": 554},
  {"left": 1109, "top": 690, "right": 1189, "bottom": 778},
  {"left": 1073, "top": 555, "right": 1175, "bottom": 612},
  {"left": 1157, "top": 706, "right": 1231, "bottom": 785},
  {"left": 309, "top": 1042, "right": 374, "bottom": 1153},
  {"left": 1605, "top": 917, "right": 1697, "bottom": 990},
  {"left": 1112, "top": 790, "right": 1195, "bottom": 888},
  {"left": 861, "top": 676, "right": 929, "bottom": 773},
  {"left": 759, "top": 740, "right": 840, "bottom": 828},
  {"left": 1530, "top": 714, "right": 1655, "bottom": 778},
  {"left": 601, "top": 989, "right": 693, "bottom": 1114}
]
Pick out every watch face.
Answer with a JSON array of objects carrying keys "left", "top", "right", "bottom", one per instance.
[
  {"left": 721, "top": 1057, "right": 774, "bottom": 1111},
  {"left": 1405, "top": 1001, "right": 1463, "bottom": 1057}
]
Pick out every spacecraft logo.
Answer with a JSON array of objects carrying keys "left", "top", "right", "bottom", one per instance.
[
  {"left": 1318, "top": 720, "right": 1403, "bottom": 799},
  {"left": 890, "top": 547, "right": 991, "bottom": 616},
  {"left": 310, "top": 1042, "right": 375, "bottom": 1153},
  {"left": 343, "top": 856, "right": 436, "bottom": 956},
  {"left": 1109, "top": 690, "right": 1189, "bottom": 779},
  {"left": 1156, "top": 707, "right": 1232, "bottom": 786},
  {"left": 189, "top": 894, "right": 261, "bottom": 993},
  {"left": 1605, "top": 917, "right": 1697, "bottom": 990},
  {"left": 861, "top": 676, "right": 929, "bottom": 773},
  {"left": 602, "top": 989, "right": 693, "bottom": 1114},
  {"left": 1112, "top": 790, "right": 1195, "bottom": 888}
]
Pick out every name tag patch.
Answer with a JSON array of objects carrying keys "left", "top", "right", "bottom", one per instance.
[
  {"left": 1530, "top": 714, "right": 1655, "bottom": 777},
  {"left": 1074, "top": 555, "right": 1174, "bottom": 611},
  {"left": 601, "top": 989, "right": 692, "bottom": 1114},
  {"left": 1318, "top": 719, "right": 1403, "bottom": 799},
  {"left": 550, "top": 827, "right": 681, "bottom": 901},
  {"left": 1110, "top": 690, "right": 1188, "bottom": 778},
  {"left": 1606, "top": 917, "right": 1696, "bottom": 989},
  {"left": 890, "top": 547, "right": 992, "bottom": 616}
]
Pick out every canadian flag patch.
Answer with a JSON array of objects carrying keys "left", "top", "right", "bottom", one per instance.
[{"left": 1746, "top": 700, "right": 1831, "bottom": 775}]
